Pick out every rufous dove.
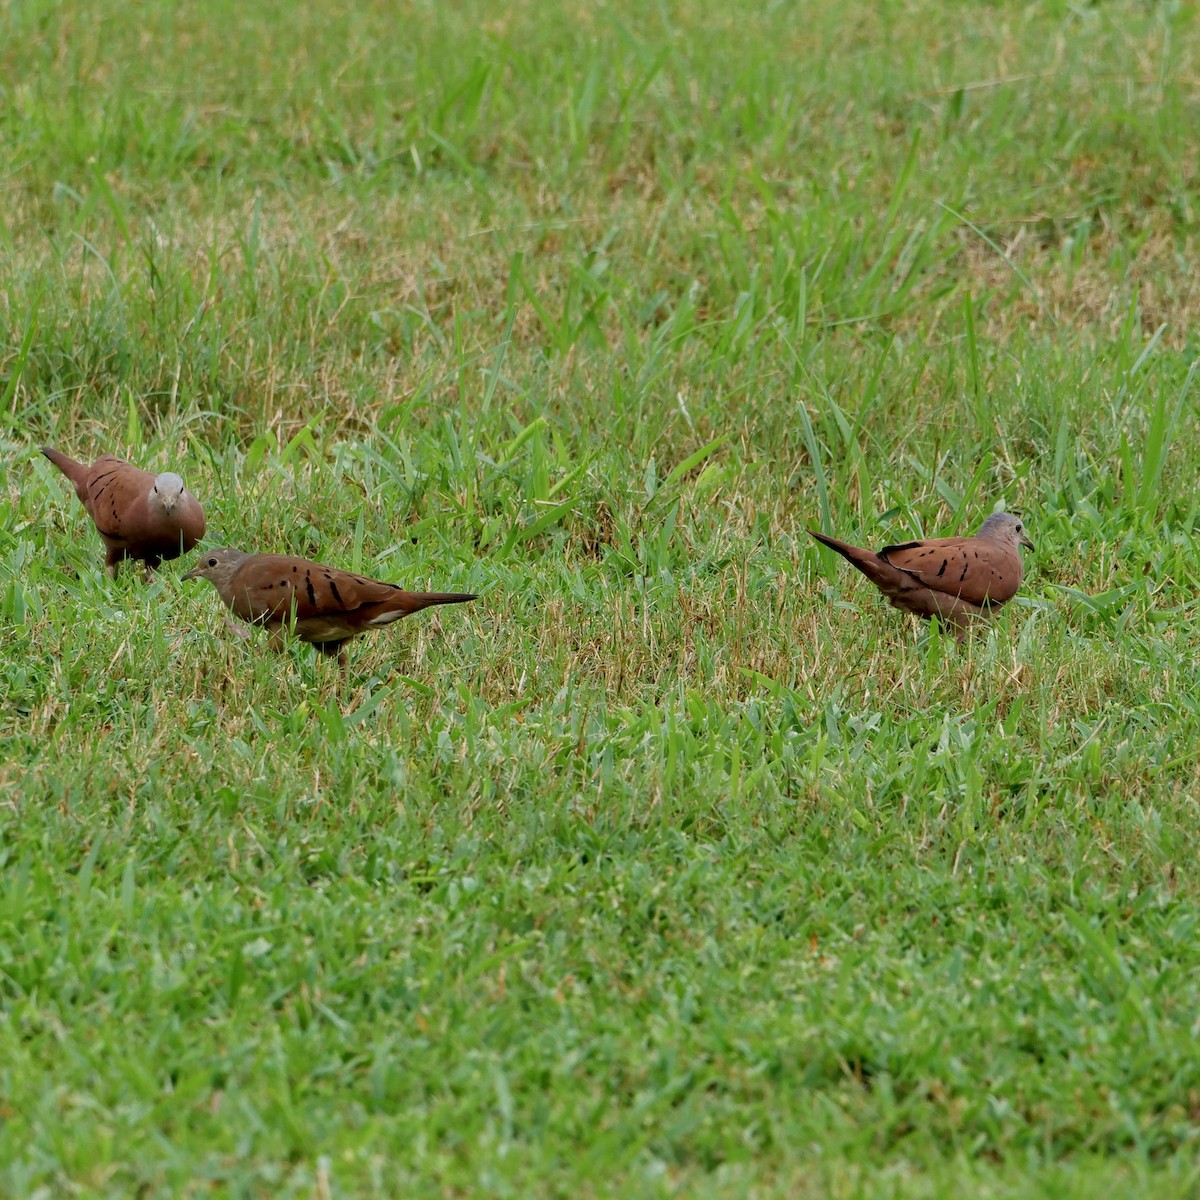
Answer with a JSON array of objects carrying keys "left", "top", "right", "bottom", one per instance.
[
  {"left": 809, "top": 512, "right": 1033, "bottom": 631},
  {"left": 42, "top": 447, "right": 206, "bottom": 576},
  {"left": 183, "top": 547, "right": 477, "bottom": 667}
]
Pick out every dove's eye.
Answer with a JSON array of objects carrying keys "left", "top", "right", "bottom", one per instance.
[{"left": 207, "top": 557, "right": 217, "bottom": 567}]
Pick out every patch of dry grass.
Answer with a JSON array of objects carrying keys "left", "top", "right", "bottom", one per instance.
[{"left": 4, "top": 0, "right": 1200, "bottom": 1196}]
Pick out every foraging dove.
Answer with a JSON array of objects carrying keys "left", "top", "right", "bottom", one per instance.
[
  {"left": 41, "top": 447, "right": 206, "bottom": 575},
  {"left": 183, "top": 547, "right": 477, "bottom": 667},
  {"left": 809, "top": 512, "right": 1034, "bottom": 631}
]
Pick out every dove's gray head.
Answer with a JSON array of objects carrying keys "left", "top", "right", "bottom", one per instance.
[
  {"left": 978, "top": 512, "right": 1034, "bottom": 552},
  {"left": 152, "top": 471, "right": 187, "bottom": 515},
  {"left": 181, "top": 546, "right": 250, "bottom": 589}
]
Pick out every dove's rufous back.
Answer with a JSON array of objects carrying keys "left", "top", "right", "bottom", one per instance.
[
  {"left": 183, "top": 547, "right": 477, "bottom": 668},
  {"left": 809, "top": 512, "right": 1034, "bottom": 631},
  {"left": 42, "top": 447, "right": 206, "bottom": 575}
]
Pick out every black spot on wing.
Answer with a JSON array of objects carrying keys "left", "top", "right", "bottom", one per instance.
[
  {"left": 329, "top": 579, "right": 345, "bottom": 608},
  {"left": 91, "top": 469, "right": 120, "bottom": 496},
  {"left": 879, "top": 540, "right": 922, "bottom": 564},
  {"left": 959, "top": 562, "right": 969, "bottom": 581},
  {"left": 936, "top": 559, "right": 947, "bottom": 577},
  {"left": 306, "top": 576, "right": 317, "bottom": 606}
]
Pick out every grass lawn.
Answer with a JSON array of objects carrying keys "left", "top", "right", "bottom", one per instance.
[{"left": 4, "top": 0, "right": 1200, "bottom": 1194}]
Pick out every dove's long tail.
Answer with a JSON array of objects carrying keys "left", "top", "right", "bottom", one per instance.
[
  {"left": 41, "top": 447, "right": 91, "bottom": 504},
  {"left": 369, "top": 591, "right": 478, "bottom": 625},
  {"left": 808, "top": 528, "right": 912, "bottom": 592},
  {"left": 395, "top": 590, "right": 478, "bottom": 613}
]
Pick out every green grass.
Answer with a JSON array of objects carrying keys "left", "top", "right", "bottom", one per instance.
[{"left": 3, "top": 0, "right": 1200, "bottom": 1194}]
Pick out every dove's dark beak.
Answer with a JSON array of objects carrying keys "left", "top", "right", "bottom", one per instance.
[
  {"left": 1019, "top": 532, "right": 1035, "bottom": 552},
  {"left": 181, "top": 563, "right": 203, "bottom": 581}
]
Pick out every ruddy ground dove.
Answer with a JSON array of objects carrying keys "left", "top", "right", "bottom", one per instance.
[
  {"left": 42, "top": 447, "right": 206, "bottom": 575},
  {"left": 183, "top": 547, "right": 477, "bottom": 667},
  {"left": 809, "top": 512, "right": 1033, "bottom": 631}
]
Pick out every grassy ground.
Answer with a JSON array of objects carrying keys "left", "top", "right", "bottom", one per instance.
[{"left": 3, "top": 0, "right": 1200, "bottom": 1195}]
